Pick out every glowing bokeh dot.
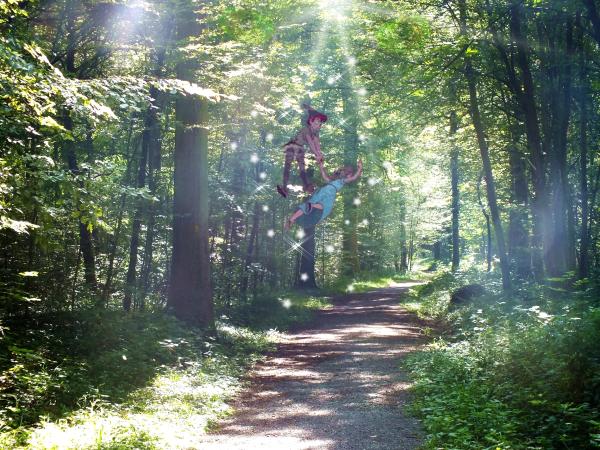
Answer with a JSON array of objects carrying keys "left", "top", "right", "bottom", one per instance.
[
  {"left": 266, "top": 133, "right": 274, "bottom": 142},
  {"left": 280, "top": 298, "right": 292, "bottom": 309},
  {"left": 353, "top": 197, "right": 361, "bottom": 206},
  {"left": 262, "top": 205, "right": 269, "bottom": 212},
  {"left": 362, "top": 219, "right": 369, "bottom": 226},
  {"left": 357, "top": 87, "right": 367, "bottom": 96},
  {"left": 344, "top": 219, "right": 350, "bottom": 225},
  {"left": 250, "top": 110, "right": 258, "bottom": 117},
  {"left": 326, "top": 244, "right": 335, "bottom": 253},
  {"left": 368, "top": 177, "right": 378, "bottom": 186},
  {"left": 348, "top": 57, "right": 356, "bottom": 66},
  {"left": 267, "top": 229, "right": 275, "bottom": 238},
  {"left": 296, "top": 229, "right": 306, "bottom": 239},
  {"left": 347, "top": 284, "right": 355, "bottom": 292},
  {"left": 300, "top": 273, "right": 309, "bottom": 281},
  {"left": 230, "top": 142, "right": 238, "bottom": 150},
  {"left": 250, "top": 153, "right": 259, "bottom": 164}
]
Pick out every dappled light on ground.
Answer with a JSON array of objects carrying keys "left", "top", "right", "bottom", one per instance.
[{"left": 198, "top": 285, "right": 426, "bottom": 449}]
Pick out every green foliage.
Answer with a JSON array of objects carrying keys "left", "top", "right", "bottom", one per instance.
[{"left": 405, "top": 272, "right": 600, "bottom": 449}]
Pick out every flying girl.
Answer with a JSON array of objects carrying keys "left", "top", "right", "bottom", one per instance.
[{"left": 284, "top": 160, "right": 363, "bottom": 230}]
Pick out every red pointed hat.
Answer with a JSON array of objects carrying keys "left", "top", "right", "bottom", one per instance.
[{"left": 304, "top": 104, "right": 328, "bottom": 125}]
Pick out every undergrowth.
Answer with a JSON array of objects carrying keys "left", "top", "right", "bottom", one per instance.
[
  {"left": 403, "top": 268, "right": 600, "bottom": 449},
  {"left": 0, "top": 289, "right": 330, "bottom": 449}
]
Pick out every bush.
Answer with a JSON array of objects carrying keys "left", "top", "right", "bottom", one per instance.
[{"left": 405, "top": 271, "right": 600, "bottom": 449}]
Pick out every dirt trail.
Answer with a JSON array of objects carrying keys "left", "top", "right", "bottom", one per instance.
[{"left": 198, "top": 282, "right": 426, "bottom": 450}]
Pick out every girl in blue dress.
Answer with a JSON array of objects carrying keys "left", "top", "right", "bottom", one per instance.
[{"left": 284, "top": 160, "right": 363, "bottom": 230}]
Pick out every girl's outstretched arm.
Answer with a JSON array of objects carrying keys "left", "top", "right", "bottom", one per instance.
[
  {"left": 319, "top": 163, "right": 332, "bottom": 182},
  {"left": 345, "top": 159, "right": 363, "bottom": 183}
]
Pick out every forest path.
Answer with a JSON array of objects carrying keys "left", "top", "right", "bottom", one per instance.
[{"left": 198, "top": 282, "right": 426, "bottom": 450}]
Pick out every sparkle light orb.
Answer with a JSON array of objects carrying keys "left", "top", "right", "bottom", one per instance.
[
  {"left": 267, "top": 229, "right": 275, "bottom": 238},
  {"left": 326, "top": 244, "right": 335, "bottom": 253},
  {"left": 362, "top": 219, "right": 369, "bottom": 226},
  {"left": 347, "top": 56, "right": 356, "bottom": 66},
  {"left": 368, "top": 177, "right": 378, "bottom": 186},
  {"left": 259, "top": 172, "right": 267, "bottom": 180},
  {"left": 262, "top": 205, "right": 269, "bottom": 212},
  {"left": 279, "top": 298, "right": 292, "bottom": 309},
  {"left": 282, "top": 98, "right": 292, "bottom": 108},
  {"left": 383, "top": 160, "right": 393, "bottom": 170},
  {"left": 300, "top": 273, "right": 309, "bottom": 282},
  {"left": 353, "top": 197, "right": 361, "bottom": 206},
  {"left": 347, "top": 284, "right": 355, "bottom": 293},
  {"left": 344, "top": 219, "right": 350, "bottom": 225},
  {"left": 250, "top": 110, "right": 258, "bottom": 117},
  {"left": 250, "top": 153, "right": 259, "bottom": 164},
  {"left": 357, "top": 87, "right": 367, "bottom": 96},
  {"left": 296, "top": 229, "right": 306, "bottom": 239},
  {"left": 266, "top": 133, "right": 274, "bottom": 142},
  {"left": 359, "top": 133, "right": 366, "bottom": 141},
  {"left": 230, "top": 142, "right": 238, "bottom": 150},
  {"left": 327, "top": 75, "right": 336, "bottom": 85}
]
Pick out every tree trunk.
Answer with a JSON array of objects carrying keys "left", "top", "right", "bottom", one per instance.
[
  {"left": 459, "top": 0, "right": 510, "bottom": 289},
  {"left": 510, "top": 0, "right": 548, "bottom": 280},
  {"left": 123, "top": 134, "right": 148, "bottom": 312},
  {"left": 507, "top": 141, "right": 531, "bottom": 278},
  {"left": 478, "top": 172, "right": 493, "bottom": 272},
  {"left": 450, "top": 110, "right": 460, "bottom": 272},
  {"left": 341, "top": 81, "right": 360, "bottom": 276},
  {"left": 167, "top": 12, "right": 213, "bottom": 327},
  {"left": 296, "top": 226, "right": 318, "bottom": 289},
  {"left": 578, "top": 16, "right": 590, "bottom": 279},
  {"left": 63, "top": 112, "right": 97, "bottom": 289}
]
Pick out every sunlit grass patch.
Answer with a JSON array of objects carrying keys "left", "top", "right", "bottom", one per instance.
[{"left": 1, "top": 317, "right": 278, "bottom": 449}]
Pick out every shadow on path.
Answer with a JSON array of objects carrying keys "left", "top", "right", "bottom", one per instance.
[{"left": 197, "top": 282, "right": 427, "bottom": 450}]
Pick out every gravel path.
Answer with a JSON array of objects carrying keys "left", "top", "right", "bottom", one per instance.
[{"left": 198, "top": 282, "right": 426, "bottom": 450}]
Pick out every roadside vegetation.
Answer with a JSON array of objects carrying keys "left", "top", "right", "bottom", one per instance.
[{"left": 404, "top": 268, "right": 600, "bottom": 449}]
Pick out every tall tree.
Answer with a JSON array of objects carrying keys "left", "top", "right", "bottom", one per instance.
[{"left": 167, "top": 3, "right": 213, "bottom": 327}]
